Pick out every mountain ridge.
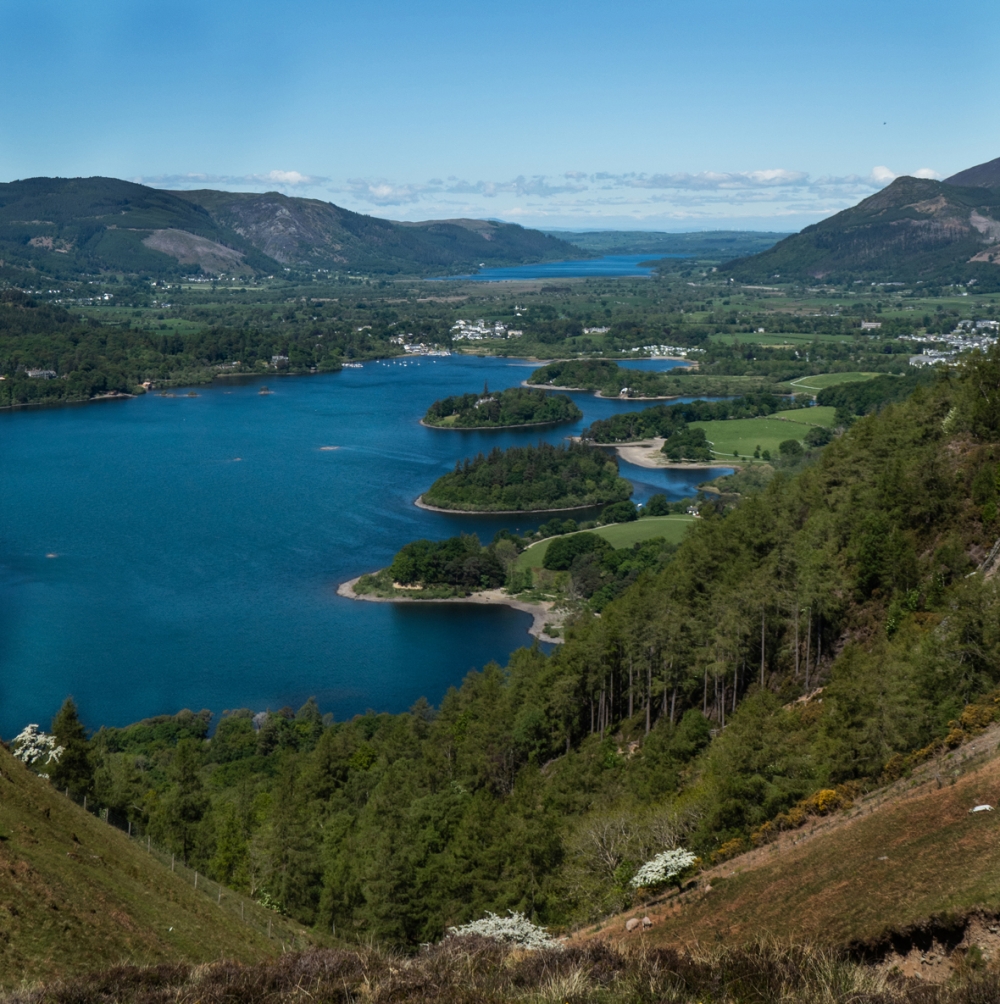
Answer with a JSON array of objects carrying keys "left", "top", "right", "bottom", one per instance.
[
  {"left": 0, "top": 176, "right": 587, "bottom": 280},
  {"left": 721, "top": 173, "right": 1000, "bottom": 285}
]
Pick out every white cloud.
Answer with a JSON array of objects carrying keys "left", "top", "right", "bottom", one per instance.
[
  {"left": 870, "top": 165, "right": 896, "bottom": 185},
  {"left": 262, "top": 170, "right": 313, "bottom": 185},
  {"left": 139, "top": 170, "right": 326, "bottom": 190},
  {"left": 345, "top": 179, "right": 429, "bottom": 205},
  {"left": 912, "top": 167, "right": 942, "bottom": 180}
]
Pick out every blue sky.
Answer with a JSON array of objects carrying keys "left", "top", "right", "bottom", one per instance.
[{"left": 1, "top": 0, "right": 997, "bottom": 230}]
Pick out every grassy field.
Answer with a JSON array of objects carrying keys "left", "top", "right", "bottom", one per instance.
[
  {"left": 518, "top": 515, "right": 696, "bottom": 569},
  {"left": 691, "top": 407, "right": 835, "bottom": 458},
  {"left": 790, "top": 372, "right": 880, "bottom": 392},
  {"left": 0, "top": 744, "right": 307, "bottom": 985},
  {"left": 708, "top": 332, "right": 852, "bottom": 346}
]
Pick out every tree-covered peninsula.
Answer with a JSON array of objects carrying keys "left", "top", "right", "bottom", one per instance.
[
  {"left": 353, "top": 533, "right": 508, "bottom": 598},
  {"left": 423, "top": 385, "right": 582, "bottom": 429},
  {"left": 420, "top": 441, "right": 632, "bottom": 512},
  {"left": 526, "top": 358, "right": 771, "bottom": 399}
]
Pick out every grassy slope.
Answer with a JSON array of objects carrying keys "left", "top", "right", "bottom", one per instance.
[
  {"left": 691, "top": 407, "right": 835, "bottom": 457},
  {"left": 585, "top": 725, "right": 1000, "bottom": 950},
  {"left": 518, "top": 516, "right": 696, "bottom": 569},
  {"left": 790, "top": 372, "right": 880, "bottom": 392},
  {"left": 0, "top": 744, "right": 293, "bottom": 986}
]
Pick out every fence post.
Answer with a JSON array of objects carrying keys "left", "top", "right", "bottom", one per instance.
[
  {"left": 65, "top": 788, "right": 69, "bottom": 798},
  {"left": 194, "top": 871, "right": 198, "bottom": 890},
  {"left": 218, "top": 888, "right": 222, "bottom": 905},
  {"left": 128, "top": 821, "right": 132, "bottom": 837},
  {"left": 147, "top": 835, "right": 150, "bottom": 853},
  {"left": 83, "top": 795, "right": 87, "bottom": 812}
]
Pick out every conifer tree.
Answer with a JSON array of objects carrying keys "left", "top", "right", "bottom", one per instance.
[{"left": 49, "top": 697, "right": 93, "bottom": 798}]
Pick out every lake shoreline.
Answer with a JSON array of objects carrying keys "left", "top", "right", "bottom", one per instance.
[
  {"left": 337, "top": 576, "right": 565, "bottom": 644},
  {"left": 419, "top": 417, "right": 575, "bottom": 431},
  {"left": 593, "top": 439, "right": 745, "bottom": 470},
  {"left": 414, "top": 495, "right": 609, "bottom": 515}
]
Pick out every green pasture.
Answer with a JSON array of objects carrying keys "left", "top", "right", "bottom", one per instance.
[
  {"left": 790, "top": 372, "right": 880, "bottom": 392},
  {"left": 517, "top": 515, "right": 697, "bottom": 569},
  {"left": 708, "top": 332, "right": 851, "bottom": 346},
  {"left": 691, "top": 406, "right": 835, "bottom": 458}
]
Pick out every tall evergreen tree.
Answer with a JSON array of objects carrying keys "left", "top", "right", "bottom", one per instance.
[{"left": 49, "top": 697, "right": 93, "bottom": 798}]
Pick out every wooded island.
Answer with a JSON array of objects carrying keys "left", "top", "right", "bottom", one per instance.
[
  {"left": 422, "top": 385, "right": 582, "bottom": 429},
  {"left": 420, "top": 441, "right": 632, "bottom": 512}
]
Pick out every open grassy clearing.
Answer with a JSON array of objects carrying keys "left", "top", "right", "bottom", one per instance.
[
  {"left": 773, "top": 405, "right": 836, "bottom": 425},
  {"left": 790, "top": 372, "right": 880, "bottom": 391},
  {"left": 708, "top": 332, "right": 851, "bottom": 346},
  {"left": 691, "top": 408, "right": 835, "bottom": 458},
  {"left": 517, "top": 516, "right": 696, "bottom": 569}
]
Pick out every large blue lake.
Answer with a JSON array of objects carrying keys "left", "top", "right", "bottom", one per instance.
[
  {"left": 0, "top": 356, "right": 729, "bottom": 735},
  {"left": 435, "top": 254, "right": 687, "bottom": 281}
]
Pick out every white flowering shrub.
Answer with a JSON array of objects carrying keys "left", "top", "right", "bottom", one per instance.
[
  {"left": 11, "top": 724, "right": 63, "bottom": 769},
  {"left": 630, "top": 847, "right": 698, "bottom": 889},
  {"left": 447, "top": 911, "right": 562, "bottom": 951}
]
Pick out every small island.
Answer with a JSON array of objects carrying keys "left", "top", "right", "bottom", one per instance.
[
  {"left": 419, "top": 441, "right": 632, "bottom": 513},
  {"left": 422, "top": 385, "right": 582, "bottom": 429}
]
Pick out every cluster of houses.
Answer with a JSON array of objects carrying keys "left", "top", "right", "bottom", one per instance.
[
  {"left": 451, "top": 319, "right": 523, "bottom": 340},
  {"left": 625, "top": 344, "right": 701, "bottom": 358},
  {"left": 907, "top": 319, "right": 999, "bottom": 367}
]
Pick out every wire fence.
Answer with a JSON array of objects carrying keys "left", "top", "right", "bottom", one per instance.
[{"left": 62, "top": 787, "right": 313, "bottom": 950}]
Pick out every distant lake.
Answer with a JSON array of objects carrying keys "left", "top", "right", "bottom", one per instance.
[
  {"left": 0, "top": 356, "right": 729, "bottom": 735},
  {"left": 434, "top": 254, "right": 688, "bottom": 282}
]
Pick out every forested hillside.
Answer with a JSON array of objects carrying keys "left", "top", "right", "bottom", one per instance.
[
  {"left": 24, "top": 346, "right": 1000, "bottom": 948},
  {"left": 0, "top": 176, "right": 584, "bottom": 281},
  {"left": 722, "top": 175, "right": 1000, "bottom": 286}
]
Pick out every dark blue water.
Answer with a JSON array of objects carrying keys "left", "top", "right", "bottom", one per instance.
[
  {"left": 434, "top": 254, "right": 687, "bottom": 281},
  {"left": 0, "top": 356, "right": 729, "bottom": 735}
]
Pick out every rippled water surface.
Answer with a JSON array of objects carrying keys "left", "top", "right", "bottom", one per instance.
[{"left": 0, "top": 356, "right": 730, "bottom": 733}]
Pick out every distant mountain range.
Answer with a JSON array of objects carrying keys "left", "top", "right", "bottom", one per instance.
[
  {"left": 547, "top": 230, "right": 790, "bottom": 258},
  {"left": 0, "top": 177, "right": 586, "bottom": 281},
  {"left": 723, "top": 156, "right": 1000, "bottom": 286}
]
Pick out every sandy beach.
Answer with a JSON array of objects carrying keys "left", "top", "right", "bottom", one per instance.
[
  {"left": 337, "top": 576, "right": 566, "bottom": 644},
  {"left": 609, "top": 439, "right": 745, "bottom": 470}
]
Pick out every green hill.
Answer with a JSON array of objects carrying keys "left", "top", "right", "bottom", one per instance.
[
  {"left": 549, "top": 229, "right": 790, "bottom": 258},
  {"left": 0, "top": 742, "right": 304, "bottom": 986},
  {"left": 0, "top": 176, "right": 277, "bottom": 280},
  {"left": 945, "top": 154, "right": 1000, "bottom": 188},
  {"left": 0, "top": 177, "right": 585, "bottom": 281},
  {"left": 722, "top": 174, "right": 1000, "bottom": 286}
]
